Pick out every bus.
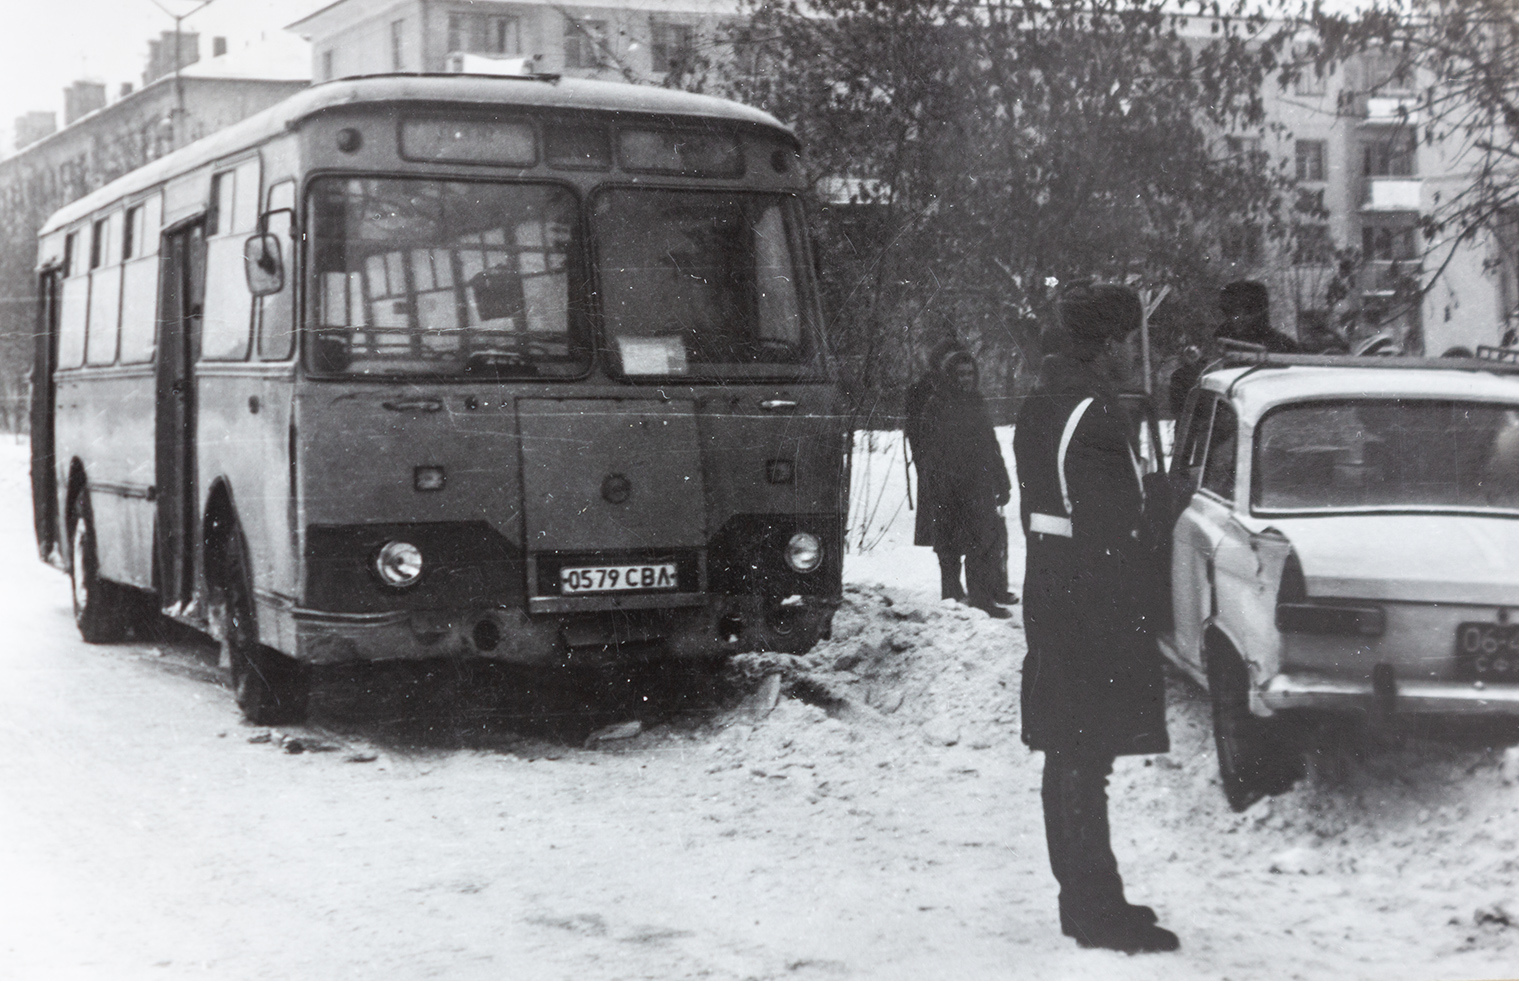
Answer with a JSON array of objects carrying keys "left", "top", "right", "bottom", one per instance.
[{"left": 31, "top": 74, "right": 847, "bottom": 724}]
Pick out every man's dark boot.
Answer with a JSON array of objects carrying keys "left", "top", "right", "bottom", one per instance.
[
  {"left": 937, "top": 553, "right": 965, "bottom": 601},
  {"left": 1061, "top": 903, "right": 1156, "bottom": 936},
  {"left": 1062, "top": 903, "right": 1178, "bottom": 953},
  {"left": 968, "top": 598, "right": 1013, "bottom": 619}
]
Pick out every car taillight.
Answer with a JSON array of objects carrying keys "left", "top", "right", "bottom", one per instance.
[
  {"left": 1274, "top": 549, "right": 1384, "bottom": 636},
  {"left": 1277, "top": 602, "right": 1386, "bottom": 636}
]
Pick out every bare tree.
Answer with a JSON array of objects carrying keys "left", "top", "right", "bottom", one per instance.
[{"left": 698, "top": 0, "right": 1293, "bottom": 421}]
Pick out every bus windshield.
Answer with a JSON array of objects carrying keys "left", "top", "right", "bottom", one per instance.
[
  {"left": 593, "top": 189, "right": 822, "bottom": 380},
  {"left": 306, "top": 177, "right": 587, "bottom": 378}
]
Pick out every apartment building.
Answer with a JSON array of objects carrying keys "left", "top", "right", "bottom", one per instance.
[
  {"left": 288, "top": 0, "right": 732, "bottom": 83},
  {"left": 1243, "top": 45, "right": 1517, "bottom": 354}
]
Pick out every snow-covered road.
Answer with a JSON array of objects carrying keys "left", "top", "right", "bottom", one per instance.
[{"left": 1, "top": 435, "right": 1517, "bottom": 981}]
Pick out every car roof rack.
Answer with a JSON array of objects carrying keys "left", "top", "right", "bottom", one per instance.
[{"left": 1215, "top": 341, "right": 1519, "bottom": 377}]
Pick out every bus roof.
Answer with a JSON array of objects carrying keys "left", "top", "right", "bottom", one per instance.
[{"left": 40, "top": 74, "right": 796, "bottom": 237}]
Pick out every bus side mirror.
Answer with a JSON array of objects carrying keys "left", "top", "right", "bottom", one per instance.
[{"left": 243, "top": 233, "right": 284, "bottom": 296}]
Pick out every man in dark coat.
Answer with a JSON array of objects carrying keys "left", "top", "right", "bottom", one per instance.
[
  {"left": 1167, "top": 280, "right": 1300, "bottom": 418},
  {"left": 905, "top": 343, "right": 1013, "bottom": 617},
  {"left": 1013, "top": 282, "right": 1177, "bottom": 953}
]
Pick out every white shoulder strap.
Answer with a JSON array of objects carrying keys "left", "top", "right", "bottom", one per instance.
[{"left": 1057, "top": 397, "right": 1094, "bottom": 516}]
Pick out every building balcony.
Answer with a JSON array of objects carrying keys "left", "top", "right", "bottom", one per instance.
[
  {"left": 1346, "top": 94, "right": 1420, "bottom": 125},
  {"left": 1361, "top": 178, "right": 1422, "bottom": 212}
]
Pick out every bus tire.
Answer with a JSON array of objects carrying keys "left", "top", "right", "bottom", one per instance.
[
  {"left": 1207, "top": 642, "right": 1304, "bottom": 812},
  {"left": 219, "top": 532, "right": 308, "bottom": 726},
  {"left": 69, "top": 495, "right": 131, "bottom": 644}
]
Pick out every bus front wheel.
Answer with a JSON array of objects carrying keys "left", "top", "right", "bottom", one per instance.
[
  {"left": 218, "top": 533, "right": 308, "bottom": 726},
  {"left": 69, "top": 496, "right": 132, "bottom": 644}
]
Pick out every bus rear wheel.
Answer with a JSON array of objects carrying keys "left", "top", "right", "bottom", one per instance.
[
  {"left": 69, "top": 497, "right": 132, "bottom": 644},
  {"left": 219, "top": 533, "right": 307, "bottom": 726}
]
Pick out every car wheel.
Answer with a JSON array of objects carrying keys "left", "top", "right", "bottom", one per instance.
[
  {"left": 1207, "top": 644, "right": 1304, "bottom": 812},
  {"left": 69, "top": 496, "right": 132, "bottom": 644},
  {"left": 219, "top": 531, "right": 308, "bottom": 726}
]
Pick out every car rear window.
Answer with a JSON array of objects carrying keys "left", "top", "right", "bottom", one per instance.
[{"left": 1254, "top": 399, "right": 1519, "bottom": 512}]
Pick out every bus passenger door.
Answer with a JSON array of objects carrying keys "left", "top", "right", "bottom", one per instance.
[
  {"left": 156, "top": 222, "right": 205, "bottom": 612},
  {"left": 30, "top": 268, "right": 61, "bottom": 562}
]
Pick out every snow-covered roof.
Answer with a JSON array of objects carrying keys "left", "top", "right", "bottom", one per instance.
[{"left": 179, "top": 30, "right": 310, "bottom": 82}]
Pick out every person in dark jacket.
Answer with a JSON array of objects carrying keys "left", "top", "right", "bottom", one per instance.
[
  {"left": 1013, "top": 282, "right": 1177, "bottom": 953},
  {"left": 906, "top": 337, "right": 969, "bottom": 597},
  {"left": 1167, "top": 280, "right": 1300, "bottom": 417},
  {"left": 905, "top": 343, "right": 1013, "bottom": 617}
]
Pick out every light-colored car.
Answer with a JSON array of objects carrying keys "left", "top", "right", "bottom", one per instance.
[{"left": 1160, "top": 352, "right": 1519, "bottom": 810}]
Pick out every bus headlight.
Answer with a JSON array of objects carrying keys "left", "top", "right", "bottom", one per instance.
[
  {"left": 784, "top": 532, "right": 822, "bottom": 573},
  {"left": 375, "top": 540, "right": 424, "bottom": 587}
]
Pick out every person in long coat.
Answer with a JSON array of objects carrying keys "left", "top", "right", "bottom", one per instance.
[
  {"left": 1012, "top": 282, "right": 1176, "bottom": 953},
  {"left": 905, "top": 343, "right": 1013, "bottom": 617}
]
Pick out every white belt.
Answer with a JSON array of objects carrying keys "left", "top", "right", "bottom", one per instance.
[{"left": 1029, "top": 512, "right": 1073, "bottom": 537}]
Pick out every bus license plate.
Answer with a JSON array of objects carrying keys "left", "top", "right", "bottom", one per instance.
[
  {"left": 1456, "top": 622, "right": 1519, "bottom": 680},
  {"left": 560, "top": 563, "right": 679, "bottom": 594}
]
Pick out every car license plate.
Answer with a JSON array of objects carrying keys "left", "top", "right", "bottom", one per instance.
[
  {"left": 1455, "top": 622, "right": 1519, "bottom": 680},
  {"left": 560, "top": 563, "right": 679, "bottom": 594}
]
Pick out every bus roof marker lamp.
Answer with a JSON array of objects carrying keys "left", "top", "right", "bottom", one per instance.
[{"left": 336, "top": 128, "right": 363, "bottom": 153}]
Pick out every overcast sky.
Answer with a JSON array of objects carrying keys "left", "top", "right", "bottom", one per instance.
[
  {"left": 0, "top": 0, "right": 1377, "bottom": 154},
  {"left": 0, "top": 0, "right": 324, "bottom": 149}
]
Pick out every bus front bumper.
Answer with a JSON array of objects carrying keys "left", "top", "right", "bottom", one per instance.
[{"left": 276, "top": 594, "right": 837, "bottom": 666}]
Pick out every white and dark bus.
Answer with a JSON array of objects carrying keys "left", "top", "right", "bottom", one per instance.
[{"left": 31, "top": 75, "right": 846, "bottom": 723}]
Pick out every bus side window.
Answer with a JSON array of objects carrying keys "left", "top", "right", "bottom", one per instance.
[
  {"left": 257, "top": 209, "right": 295, "bottom": 360},
  {"left": 85, "top": 212, "right": 123, "bottom": 367},
  {"left": 753, "top": 202, "right": 803, "bottom": 354},
  {"left": 200, "top": 161, "right": 260, "bottom": 361},
  {"left": 57, "top": 230, "right": 89, "bottom": 370},
  {"left": 119, "top": 195, "right": 162, "bottom": 365}
]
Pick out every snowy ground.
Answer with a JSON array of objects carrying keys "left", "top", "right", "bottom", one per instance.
[{"left": 2, "top": 432, "right": 1519, "bottom": 980}]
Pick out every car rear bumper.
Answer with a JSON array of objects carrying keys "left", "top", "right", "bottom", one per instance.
[{"left": 1256, "top": 673, "right": 1519, "bottom": 716}]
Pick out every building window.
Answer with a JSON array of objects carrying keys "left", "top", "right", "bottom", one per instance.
[
  {"left": 564, "top": 18, "right": 606, "bottom": 69},
  {"left": 321, "top": 49, "right": 334, "bottom": 81},
  {"left": 391, "top": 20, "right": 405, "bottom": 71},
  {"left": 1363, "top": 223, "right": 1419, "bottom": 262},
  {"left": 1295, "top": 187, "right": 1327, "bottom": 218},
  {"left": 1360, "top": 48, "right": 1413, "bottom": 94},
  {"left": 1363, "top": 131, "right": 1416, "bottom": 177},
  {"left": 1295, "top": 140, "right": 1326, "bottom": 182},
  {"left": 1292, "top": 45, "right": 1327, "bottom": 96},
  {"left": 1293, "top": 224, "right": 1332, "bottom": 266},
  {"left": 490, "top": 16, "right": 521, "bottom": 54},
  {"left": 449, "top": 13, "right": 521, "bottom": 54},
  {"left": 1223, "top": 135, "right": 1265, "bottom": 173},
  {"left": 63, "top": 232, "right": 76, "bottom": 277},
  {"left": 651, "top": 21, "right": 696, "bottom": 75}
]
